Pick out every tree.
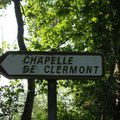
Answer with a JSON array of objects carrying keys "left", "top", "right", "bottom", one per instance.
[
  {"left": 24, "top": 0, "right": 120, "bottom": 119},
  {"left": 12, "top": 0, "right": 35, "bottom": 120},
  {"left": 24, "top": 0, "right": 87, "bottom": 52},
  {"left": 81, "top": 0, "right": 120, "bottom": 119}
]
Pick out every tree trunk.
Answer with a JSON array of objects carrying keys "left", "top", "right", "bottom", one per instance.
[
  {"left": 21, "top": 80, "right": 35, "bottom": 120},
  {"left": 13, "top": 0, "right": 35, "bottom": 120}
]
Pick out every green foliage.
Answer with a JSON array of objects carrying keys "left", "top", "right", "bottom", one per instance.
[
  {"left": 80, "top": 0, "right": 120, "bottom": 119},
  {"left": 0, "top": 80, "right": 24, "bottom": 120},
  {"left": 0, "top": 41, "right": 10, "bottom": 54},
  {"left": 0, "top": 0, "right": 11, "bottom": 9},
  {"left": 23, "top": 0, "right": 120, "bottom": 119},
  {"left": 57, "top": 81, "right": 81, "bottom": 120},
  {"left": 25, "top": 0, "right": 92, "bottom": 52},
  {"left": 32, "top": 94, "right": 47, "bottom": 120}
]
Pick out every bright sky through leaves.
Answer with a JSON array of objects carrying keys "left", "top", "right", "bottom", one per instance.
[{"left": 0, "top": 3, "right": 17, "bottom": 49}]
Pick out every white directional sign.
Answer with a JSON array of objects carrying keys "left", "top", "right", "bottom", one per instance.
[{"left": 0, "top": 51, "right": 104, "bottom": 79}]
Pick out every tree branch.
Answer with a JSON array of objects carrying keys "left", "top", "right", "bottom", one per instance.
[{"left": 13, "top": 0, "right": 26, "bottom": 51}]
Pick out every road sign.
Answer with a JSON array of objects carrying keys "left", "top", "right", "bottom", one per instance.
[{"left": 0, "top": 51, "right": 104, "bottom": 79}]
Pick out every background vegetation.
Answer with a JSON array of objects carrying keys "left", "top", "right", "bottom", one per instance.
[{"left": 0, "top": 0, "right": 120, "bottom": 120}]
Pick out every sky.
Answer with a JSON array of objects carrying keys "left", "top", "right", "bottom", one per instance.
[{"left": 0, "top": 3, "right": 17, "bottom": 50}]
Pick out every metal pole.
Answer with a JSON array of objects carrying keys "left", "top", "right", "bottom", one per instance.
[{"left": 48, "top": 80, "right": 57, "bottom": 120}]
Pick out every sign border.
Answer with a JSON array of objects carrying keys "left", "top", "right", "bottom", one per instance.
[{"left": 0, "top": 51, "right": 105, "bottom": 79}]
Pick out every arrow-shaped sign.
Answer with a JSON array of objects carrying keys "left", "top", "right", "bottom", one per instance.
[{"left": 0, "top": 51, "right": 104, "bottom": 79}]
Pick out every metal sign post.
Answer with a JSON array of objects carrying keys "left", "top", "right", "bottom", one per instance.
[{"left": 48, "top": 80, "right": 57, "bottom": 120}]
